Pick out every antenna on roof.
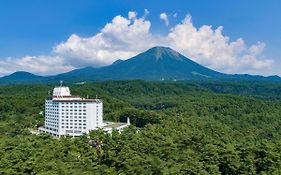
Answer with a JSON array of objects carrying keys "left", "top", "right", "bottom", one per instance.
[{"left": 60, "top": 80, "right": 63, "bottom": 87}]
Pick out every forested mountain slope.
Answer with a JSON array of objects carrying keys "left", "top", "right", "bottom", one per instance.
[{"left": 1, "top": 81, "right": 281, "bottom": 174}]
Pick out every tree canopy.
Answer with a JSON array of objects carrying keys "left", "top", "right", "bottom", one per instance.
[{"left": 1, "top": 81, "right": 281, "bottom": 174}]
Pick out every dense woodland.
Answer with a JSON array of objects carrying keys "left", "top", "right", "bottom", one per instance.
[{"left": 1, "top": 80, "right": 281, "bottom": 174}]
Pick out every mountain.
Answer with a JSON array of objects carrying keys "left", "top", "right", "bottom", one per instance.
[
  {"left": 0, "top": 47, "right": 280, "bottom": 84},
  {"left": 0, "top": 71, "right": 45, "bottom": 84},
  {"left": 89, "top": 46, "right": 227, "bottom": 80}
]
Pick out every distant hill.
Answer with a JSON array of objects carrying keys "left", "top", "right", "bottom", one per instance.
[
  {"left": 0, "top": 71, "right": 45, "bottom": 84},
  {"left": 0, "top": 47, "right": 280, "bottom": 84}
]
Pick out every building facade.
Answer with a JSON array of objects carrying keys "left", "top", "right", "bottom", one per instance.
[{"left": 40, "top": 86, "right": 103, "bottom": 137}]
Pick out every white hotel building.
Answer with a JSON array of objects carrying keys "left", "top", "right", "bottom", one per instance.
[{"left": 39, "top": 85, "right": 129, "bottom": 137}]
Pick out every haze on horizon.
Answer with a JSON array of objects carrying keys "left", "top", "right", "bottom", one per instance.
[{"left": 0, "top": 0, "right": 280, "bottom": 76}]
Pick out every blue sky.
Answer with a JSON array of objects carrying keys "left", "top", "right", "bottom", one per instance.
[{"left": 0, "top": 0, "right": 280, "bottom": 76}]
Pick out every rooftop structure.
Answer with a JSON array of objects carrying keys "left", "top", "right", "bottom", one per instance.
[{"left": 53, "top": 86, "right": 71, "bottom": 97}]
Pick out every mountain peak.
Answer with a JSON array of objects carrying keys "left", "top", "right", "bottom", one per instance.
[
  {"left": 145, "top": 46, "right": 182, "bottom": 60},
  {"left": 9, "top": 71, "right": 38, "bottom": 78},
  {"left": 0, "top": 71, "right": 43, "bottom": 82}
]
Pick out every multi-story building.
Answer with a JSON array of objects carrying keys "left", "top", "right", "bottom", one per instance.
[{"left": 39, "top": 85, "right": 103, "bottom": 137}]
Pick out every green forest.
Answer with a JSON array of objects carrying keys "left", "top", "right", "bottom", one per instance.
[{"left": 1, "top": 80, "right": 281, "bottom": 174}]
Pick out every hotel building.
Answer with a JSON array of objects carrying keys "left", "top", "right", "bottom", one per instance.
[{"left": 39, "top": 84, "right": 130, "bottom": 137}]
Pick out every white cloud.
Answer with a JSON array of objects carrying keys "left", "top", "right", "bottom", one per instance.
[
  {"left": 167, "top": 15, "right": 273, "bottom": 74},
  {"left": 0, "top": 11, "right": 276, "bottom": 76},
  {"left": 128, "top": 11, "right": 137, "bottom": 20},
  {"left": 54, "top": 11, "right": 164, "bottom": 68},
  {"left": 160, "top": 13, "right": 169, "bottom": 26},
  {"left": 0, "top": 55, "right": 74, "bottom": 76}
]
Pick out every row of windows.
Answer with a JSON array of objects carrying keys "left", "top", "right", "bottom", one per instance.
[
  {"left": 45, "top": 115, "right": 59, "bottom": 118},
  {"left": 46, "top": 122, "right": 59, "bottom": 125},
  {"left": 62, "top": 119, "right": 86, "bottom": 122},
  {"left": 45, "top": 108, "right": 59, "bottom": 111},
  {"left": 62, "top": 126, "right": 86, "bottom": 129},
  {"left": 62, "top": 116, "right": 86, "bottom": 119},
  {"left": 45, "top": 127, "right": 58, "bottom": 132},
  {"left": 62, "top": 109, "right": 86, "bottom": 112},
  {"left": 45, "top": 118, "right": 59, "bottom": 121},
  {"left": 45, "top": 104, "right": 58, "bottom": 106},
  {"left": 45, "top": 119, "right": 59, "bottom": 122},
  {"left": 61, "top": 123, "right": 86, "bottom": 126},
  {"left": 45, "top": 112, "right": 59, "bottom": 115},
  {"left": 61, "top": 105, "right": 86, "bottom": 108},
  {"left": 61, "top": 102, "right": 87, "bottom": 105},
  {"left": 46, "top": 124, "right": 58, "bottom": 128},
  {"left": 61, "top": 112, "right": 86, "bottom": 115}
]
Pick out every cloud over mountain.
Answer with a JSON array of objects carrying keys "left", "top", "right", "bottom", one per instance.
[{"left": 0, "top": 10, "right": 275, "bottom": 76}]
